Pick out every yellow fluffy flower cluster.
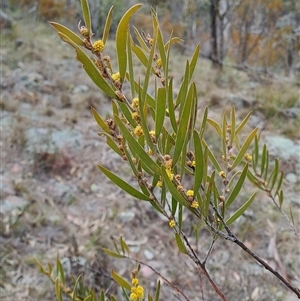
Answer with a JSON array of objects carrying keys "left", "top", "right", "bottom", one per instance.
[
  {"left": 132, "top": 98, "right": 139, "bottom": 109},
  {"left": 169, "top": 219, "right": 176, "bottom": 228},
  {"left": 130, "top": 277, "right": 144, "bottom": 301},
  {"left": 111, "top": 72, "right": 120, "bottom": 81},
  {"left": 156, "top": 58, "right": 162, "bottom": 68},
  {"left": 93, "top": 40, "right": 104, "bottom": 53},
  {"left": 133, "top": 125, "right": 144, "bottom": 136}
]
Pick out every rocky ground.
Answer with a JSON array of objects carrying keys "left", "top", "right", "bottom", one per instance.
[{"left": 1, "top": 13, "right": 300, "bottom": 301}]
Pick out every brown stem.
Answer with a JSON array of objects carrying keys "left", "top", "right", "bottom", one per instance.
[
  {"left": 181, "top": 232, "right": 228, "bottom": 301},
  {"left": 125, "top": 256, "right": 191, "bottom": 301}
]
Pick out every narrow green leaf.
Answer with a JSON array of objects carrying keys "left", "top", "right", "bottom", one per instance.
[
  {"left": 202, "top": 139, "right": 222, "bottom": 172},
  {"left": 55, "top": 278, "right": 62, "bottom": 301},
  {"left": 225, "top": 164, "right": 249, "bottom": 208},
  {"left": 133, "top": 80, "right": 156, "bottom": 109},
  {"left": 141, "top": 27, "right": 157, "bottom": 102},
  {"left": 230, "top": 106, "right": 236, "bottom": 147},
  {"left": 127, "top": 36, "right": 135, "bottom": 99},
  {"left": 102, "top": 248, "right": 125, "bottom": 258},
  {"left": 164, "top": 37, "right": 184, "bottom": 50},
  {"left": 116, "top": 4, "right": 143, "bottom": 83},
  {"left": 180, "top": 143, "right": 187, "bottom": 179},
  {"left": 131, "top": 42, "right": 155, "bottom": 74},
  {"left": 154, "top": 280, "right": 161, "bottom": 301},
  {"left": 115, "top": 115, "right": 160, "bottom": 174},
  {"left": 173, "top": 84, "right": 194, "bottom": 165},
  {"left": 102, "top": 6, "right": 114, "bottom": 44},
  {"left": 227, "top": 171, "right": 242, "bottom": 190},
  {"left": 98, "top": 165, "right": 151, "bottom": 201},
  {"left": 176, "top": 61, "right": 189, "bottom": 107},
  {"left": 253, "top": 135, "right": 259, "bottom": 173},
  {"left": 279, "top": 190, "right": 284, "bottom": 208},
  {"left": 111, "top": 269, "right": 131, "bottom": 290},
  {"left": 120, "top": 236, "right": 130, "bottom": 256},
  {"left": 72, "top": 275, "right": 82, "bottom": 301},
  {"left": 83, "top": 296, "right": 92, "bottom": 301},
  {"left": 112, "top": 239, "right": 121, "bottom": 254},
  {"left": 75, "top": 46, "right": 116, "bottom": 98},
  {"left": 105, "top": 136, "right": 122, "bottom": 156},
  {"left": 110, "top": 296, "right": 117, "bottom": 301},
  {"left": 50, "top": 22, "right": 84, "bottom": 46},
  {"left": 121, "top": 288, "right": 131, "bottom": 301},
  {"left": 156, "top": 25, "right": 167, "bottom": 83},
  {"left": 137, "top": 93, "right": 156, "bottom": 155},
  {"left": 118, "top": 101, "right": 137, "bottom": 128},
  {"left": 122, "top": 145, "right": 139, "bottom": 178},
  {"left": 199, "top": 107, "right": 208, "bottom": 139},
  {"left": 100, "top": 290, "right": 105, "bottom": 301},
  {"left": 207, "top": 119, "right": 222, "bottom": 138},
  {"left": 193, "top": 130, "right": 204, "bottom": 193},
  {"left": 81, "top": 0, "right": 92, "bottom": 35},
  {"left": 246, "top": 170, "right": 265, "bottom": 190},
  {"left": 91, "top": 107, "right": 110, "bottom": 134},
  {"left": 236, "top": 111, "right": 252, "bottom": 135},
  {"left": 133, "top": 26, "right": 150, "bottom": 52},
  {"left": 231, "top": 128, "right": 258, "bottom": 170},
  {"left": 222, "top": 113, "right": 227, "bottom": 161},
  {"left": 34, "top": 259, "right": 46, "bottom": 275},
  {"left": 289, "top": 205, "right": 294, "bottom": 225},
  {"left": 268, "top": 158, "right": 279, "bottom": 191},
  {"left": 275, "top": 171, "right": 284, "bottom": 196},
  {"left": 202, "top": 146, "right": 208, "bottom": 185},
  {"left": 260, "top": 144, "right": 267, "bottom": 177},
  {"left": 189, "top": 43, "right": 200, "bottom": 81},
  {"left": 56, "top": 255, "right": 65, "bottom": 284},
  {"left": 263, "top": 149, "right": 269, "bottom": 181},
  {"left": 155, "top": 88, "right": 167, "bottom": 138},
  {"left": 226, "top": 192, "right": 256, "bottom": 226},
  {"left": 171, "top": 196, "right": 178, "bottom": 217},
  {"left": 57, "top": 33, "right": 116, "bottom": 98},
  {"left": 204, "top": 172, "right": 215, "bottom": 217},
  {"left": 161, "top": 166, "right": 189, "bottom": 207},
  {"left": 175, "top": 233, "right": 187, "bottom": 254},
  {"left": 167, "top": 77, "right": 177, "bottom": 132}
]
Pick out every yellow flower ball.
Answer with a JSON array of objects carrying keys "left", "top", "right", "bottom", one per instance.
[
  {"left": 111, "top": 72, "right": 120, "bottom": 81},
  {"left": 93, "top": 40, "right": 104, "bottom": 53},
  {"left": 169, "top": 219, "right": 176, "bottom": 228}
]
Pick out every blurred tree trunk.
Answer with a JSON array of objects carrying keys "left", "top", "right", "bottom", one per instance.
[
  {"left": 0, "top": 0, "right": 8, "bottom": 9},
  {"left": 210, "top": 0, "right": 220, "bottom": 67}
]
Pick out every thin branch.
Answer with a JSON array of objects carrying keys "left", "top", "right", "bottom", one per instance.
[
  {"left": 124, "top": 255, "right": 191, "bottom": 301},
  {"left": 209, "top": 201, "right": 300, "bottom": 297},
  {"left": 180, "top": 231, "right": 228, "bottom": 301}
]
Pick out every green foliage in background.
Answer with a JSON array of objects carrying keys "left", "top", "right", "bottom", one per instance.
[{"left": 36, "top": 0, "right": 299, "bottom": 300}]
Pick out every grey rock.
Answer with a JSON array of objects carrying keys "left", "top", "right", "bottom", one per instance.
[
  {"left": 72, "top": 84, "right": 89, "bottom": 94},
  {"left": 117, "top": 211, "right": 135, "bottom": 223},
  {"left": 143, "top": 249, "right": 154, "bottom": 260},
  {"left": 248, "top": 113, "right": 266, "bottom": 130},
  {"left": 49, "top": 181, "right": 77, "bottom": 205},
  {"left": 1, "top": 195, "right": 29, "bottom": 215},
  {"left": 227, "top": 94, "right": 257, "bottom": 109},
  {"left": 278, "top": 107, "right": 300, "bottom": 119},
  {"left": 0, "top": 9, "right": 12, "bottom": 30},
  {"left": 263, "top": 136, "right": 300, "bottom": 162},
  {"left": 25, "top": 128, "right": 83, "bottom": 154},
  {"left": 286, "top": 173, "right": 298, "bottom": 184}
]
